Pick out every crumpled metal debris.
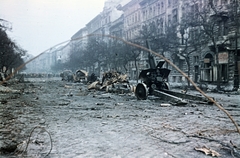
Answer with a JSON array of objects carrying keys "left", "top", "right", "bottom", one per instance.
[
  {"left": 0, "top": 85, "right": 21, "bottom": 94},
  {"left": 195, "top": 146, "right": 220, "bottom": 157},
  {"left": 74, "top": 70, "right": 88, "bottom": 82},
  {"left": 87, "top": 71, "right": 131, "bottom": 94}
]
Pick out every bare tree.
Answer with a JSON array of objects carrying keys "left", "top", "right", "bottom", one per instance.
[
  {"left": 178, "top": 3, "right": 209, "bottom": 87},
  {"left": 183, "top": 0, "right": 231, "bottom": 90},
  {"left": 107, "top": 39, "right": 131, "bottom": 72},
  {"left": 228, "top": 0, "right": 240, "bottom": 90}
]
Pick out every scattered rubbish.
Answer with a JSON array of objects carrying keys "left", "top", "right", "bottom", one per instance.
[
  {"left": 195, "top": 146, "right": 220, "bottom": 157},
  {"left": 59, "top": 102, "right": 70, "bottom": 106},
  {"left": 87, "top": 70, "right": 131, "bottom": 95},
  {"left": 115, "top": 103, "right": 124, "bottom": 106},
  {"left": 64, "top": 85, "right": 72, "bottom": 89},
  {"left": 88, "top": 81, "right": 101, "bottom": 90},
  {"left": 0, "top": 99, "right": 7, "bottom": 104},
  {"left": 160, "top": 103, "right": 171, "bottom": 107},
  {"left": 228, "top": 104, "right": 238, "bottom": 108},
  {"left": 0, "top": 85, "right": 21, "bottom": 94},
  {"left": 101, "top": 71, "right": 129, "bottom": 89},
  {"left": 96, "top": 103, "right": 105, "bottom": 105}
]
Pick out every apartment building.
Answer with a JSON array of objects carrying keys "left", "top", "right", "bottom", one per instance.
[
  {"left": 124, "top": 0, "right": 239, "bottom": 89},
  {"left": 67, "top": 0, "right": 239, "bottom": 89},
  {"left": 191, "top": 0, "right": 240, "bottom": 89},
  {"left": 71, "top": 27, "right": 88, "bottom": 50}
]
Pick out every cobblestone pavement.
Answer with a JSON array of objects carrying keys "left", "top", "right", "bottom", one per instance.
[{"left": 0, "top": 79, "right": 240, "bottom": 158}]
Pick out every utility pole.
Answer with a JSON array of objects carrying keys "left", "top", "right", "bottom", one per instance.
[{"left": 234, "top": 0, "right": 239, "bottom": 90}]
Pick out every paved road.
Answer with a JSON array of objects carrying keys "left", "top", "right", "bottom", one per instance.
[{"left": 0, "top": 80, "right": 239, "bottom": 157}]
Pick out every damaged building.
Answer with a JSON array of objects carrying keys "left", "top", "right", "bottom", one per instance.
[{"left": 34, "top": 0, "right": 240, "bottom": 90}]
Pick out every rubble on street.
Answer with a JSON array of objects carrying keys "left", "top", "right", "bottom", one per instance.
[
  {"left": 0, "top": 77, "right": 239, "bottom": 158},
  {"left": 73, "top": 69, "right": 88, "bottom": 83},
  {"left": 87, "top": 71, "right": 131, "bottom": 94}
]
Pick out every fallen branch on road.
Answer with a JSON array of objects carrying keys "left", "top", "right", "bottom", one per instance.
[
  {"left": 65, "top": 116, "right": 72, "bottom": 123},
  {"left": 100, "top": 34, "right": 240, "bottom": 134},
  {"left": 3, "top": 33, "right": 240, "bottom": 133},
  {"left": 21, "top": 126, "right": 52, "bottom": 158},
  {"left": 151, "top": 134, "right": 191, "bottom": 144},
  {"left": 142, "top": 124, "right": 190, "bottom": 144},
  {"left": 187, "top": 134, "right": 240, "bottom": 158}
]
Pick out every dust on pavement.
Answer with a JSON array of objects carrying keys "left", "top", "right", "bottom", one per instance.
[{"left": 0, "top": 79, "right": 240, "bottom": 158}]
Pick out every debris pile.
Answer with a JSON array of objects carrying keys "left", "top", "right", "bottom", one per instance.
[
  {"left": 60, "top": 70, "right": 74, "bottom": 82},
  {"left": 88, "top": 71, "right": 132, "bottom": 94},
  {"left": 73, "top": 70, "right": 88, "bottom": 83},
  {"left": 0, "top": 85, "right": 21, "bottom": 94}
]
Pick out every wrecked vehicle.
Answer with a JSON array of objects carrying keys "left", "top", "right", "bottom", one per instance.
[
  {"left": 73, "top": 70, "right": 88, "bottom": 82},
  {"left": 60, "top": 70, "right": 74, "bottom": 82},
  {"left": 87, "top": 71, "right": 131, "bottom": 94},
  {"left": 101, "top": 71, "right": 128, "bottom": 87}
]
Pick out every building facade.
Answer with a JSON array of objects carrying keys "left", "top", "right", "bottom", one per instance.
[{"left": 43, "top": 0, "right": 239, "bottom": 89}]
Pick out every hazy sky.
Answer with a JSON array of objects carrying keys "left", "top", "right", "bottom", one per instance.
[{"left": 0, "top": 0, "right": 106, "bottom": 56}]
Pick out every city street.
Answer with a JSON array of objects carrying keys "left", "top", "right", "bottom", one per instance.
[
  {"left": 0, "top": 78, "right": 240, "bottom": 158},
  {"left": 1, "top": 0, "right": 240, "bottom": 157}
]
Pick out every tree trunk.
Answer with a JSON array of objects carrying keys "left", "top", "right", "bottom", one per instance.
[
  {"left": 97, "top": 62, "right": 101, "bottom": 77},
  {"left": 186, "top": 59, "right": 191, "bottom": 88},
  {"left": 123, "top": 64, "right": 128, "bottom": 72},
  {"left": 134, "top": 59, "right": 139, "bottom": 82},
  {"left": 215, "top": 45, "right": 221, "bottom": 90}
]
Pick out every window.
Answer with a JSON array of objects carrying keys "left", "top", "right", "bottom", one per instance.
[
  {"left": 153, "top": 6, "right": 156, "bottom": 16},
  {"left": 173, "top": 76, "right": 176, "bottom": 82},
  {"left": 158, "top": 18, "right": 164, "bottom": 34},
  {"left": 222, "top": 0, "right": 228, "bottom": 5},
  {"left": 218, "top": 20, "right": 228, "bottom": 36},
  {"left": 168, "top": 15, "right": 171, "bottom": 25},
  {"left": 172, "top": 8, "right": 178, "bottom": 23},
  {"left": 168, "top": 0, "right": 171, "bottom": 7},
  {"left": 189, "top": 29, "right": 198, "bottom": 41},
  {"left": 193, "top": 56, "right": 199, "bottom": 64},
  {"left": 149, "top": 7, "right": 152, "bottom": 17},
  {"left": 178, "top": 60, "right": 183, "bottom": 70},
  {"left": 190, "top": 3, "right": 199, "bottom": 20},
  {"left": 143, "top": 10, "right": 146, "bottom": 20},
  {"left": 178, "top": 76, "right": 182, "bottom": 83}
]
